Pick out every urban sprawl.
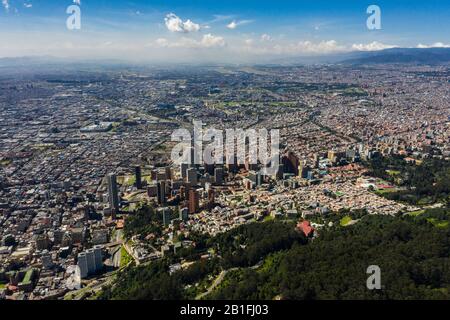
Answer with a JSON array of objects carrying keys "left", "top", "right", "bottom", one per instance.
[{"left": 0, "top": 64, "right": 449, "bottom": 299}]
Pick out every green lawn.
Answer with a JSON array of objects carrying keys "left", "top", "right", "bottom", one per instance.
[
  {"left": 340, "top": 216, "right": 353, "bottom": 227},
  {"left": 386, "top": 170, "right": 401, "bottom": 176},
  {"left": 120, "top": 246, "right": 133, "bottom": 267},
  {"left": 427, "top": 218, "right": 449, "bottom": 229},
  {"left": 407, "top": 210, "right": 425, "bottom": 217}
]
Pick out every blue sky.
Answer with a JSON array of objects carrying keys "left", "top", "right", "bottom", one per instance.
[{"left": 0, "top": 0, "right": 449, "bottom": 62}]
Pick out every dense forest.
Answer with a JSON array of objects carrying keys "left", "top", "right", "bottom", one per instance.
[
  {"left": 365, "top": 156, "right": 450, "bottom": 205},
  {"left": 208, "top": 210, "right": 450, "bottom": 300},
  {"left": 99, "top": 207, "right": 450, "bottom": 300},
  {"left": 99, "top": 221, "right": 305, "bottom": 300},
  {"left": 123, "top": 205, "right": 162, "bottom": 239}
]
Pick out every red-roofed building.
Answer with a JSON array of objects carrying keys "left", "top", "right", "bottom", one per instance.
[{"left": 297, "top": 220, "right": 315, "bottom": 238}]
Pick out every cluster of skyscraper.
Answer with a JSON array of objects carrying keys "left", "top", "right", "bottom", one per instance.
[{"left": 77, "top": 245, "right": 103, "bottom": 279}]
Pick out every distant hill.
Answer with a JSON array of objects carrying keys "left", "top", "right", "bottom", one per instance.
[
  {"left": 1, "top": 48, "right": 450, "bottom": 69},
  {"left": 340, "top": 47, "right": 450, "bottom": 65}
]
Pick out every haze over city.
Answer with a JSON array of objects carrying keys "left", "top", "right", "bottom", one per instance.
[{"left": 0, "top": 0, "right": 449, "bottom": 62}]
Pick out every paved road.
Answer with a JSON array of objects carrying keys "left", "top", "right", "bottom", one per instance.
[
  {"left": 195, "top": 268, "right": 238, "bottom": 300},
  {"left": 195, "top": 260, "right": 263, "bottom": 300}
]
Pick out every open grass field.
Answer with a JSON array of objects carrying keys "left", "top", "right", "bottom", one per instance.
[
  {"left": 120, "top": 246, "right": 133, "bottom": 268},
  {"left": 340, "top": 216, "right": 353, "bottom": 226}
]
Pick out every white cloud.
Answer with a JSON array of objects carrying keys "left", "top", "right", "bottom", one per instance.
[
  {"left": 351, "top": 41, "right": 397, "bottom": 51},
  {"left": 2, "top": 0, "right": 9, "bottom": 12},
  {"left": 240, "top": 39, "right": 347, "bottom": 56},
  {"left": 417, "top": 42, "right": 450, "bottom": 48},
  {"left": 164, "top": 13, "right": 200, "bottom": 33},
  {"left": 153, "top": 34, "right": 225, "bottom": 49},
  {"left": 226, "top": 20, "right": 253, "bottom": 29},
  {"left": 155, "top": 38, "right": 170, "bottom": 47},
  {"left": 261, "top": 34, "right": 272, "bottom": 42},
  {"left": 211, "top": 14, "right": 234, "bottom": 22},
  {"left": 201, "top": 34, "right": 226, "bottom": 47},
  {"left": 280, "top": 40, "right": 346, "bottom": 54},
  {"left": 24, "top": 3, "right": 32, "bottom": 8},
  {"left": 226, "top": 21, "right": 237, "bottom": 29},
  {"left": 73, "top": 0, "right": 81, "bottom": 5}
]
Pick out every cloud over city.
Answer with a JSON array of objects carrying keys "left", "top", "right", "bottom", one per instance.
[{"left": 165, "top": 13, "right": 201, "bottom": 33}]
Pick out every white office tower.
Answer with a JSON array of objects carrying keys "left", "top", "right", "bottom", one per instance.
[
  {"left": 66, "top": 265, "right": 82, "bottom": 290},
  {"left": 93, "top": 245, "right": 103, "bottom": 270},
  {"left": 85, "top": 249, "right": 96, "bottom": 275},
  {"left": 77, "top": 252, "right": 88, "bottom": 279}
]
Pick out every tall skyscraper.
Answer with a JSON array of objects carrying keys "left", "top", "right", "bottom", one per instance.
[
  {"left": 77, "top": 252, "right": 88, "bottom": 279},
  {"left": 313, "top": 153, "right": 320, "bottom": 169},
  {"left": 78, "top": 248, "right": 103, "bottom": 279},
  {"left": 165, "top": 167, "right": 172, "bottom": 180},
  {"left": 157, "top": 181, "right": 166, "bottom": 205},
  {"left": 180, "top": 163, "right": 188, "bottom": 180},
  {"left": 107, "top": 173, "right": 119, "bottom": 218},
  {"left": 93, "top": 245, "right": 103, "bottom": 271},
  {"left": 187, "top": 168, "right": 198, "bottom": 185},
  {"left": 298, "top": 161, "right": 310, "bottom": 179},
  {"left": 134, "top": 166, "right": 142, "bottom": 189},
  {"left": 85, "top": 249, "right": 96, "bottom": 275},
  {"left": 179, "top": 185, "right": 186, "bottom": 201},
  {"left": 276, "top": 163, "right": 285, "bottom": 180},
  {"left": 179, "top": 207, "right": 189, "bottom": 222},
  {"left": 188, "top": 189, "right": 200, "bottom": 214},
  {"left": 214, "top": 167, "right": 224, "bottom": 185},
  {"left": 282, "top": 151, "right": 300, "bottom": 176},
  {"left": 207, "top": 189, "right": 215, "bottom": 209},
  {"left": 158, "top": 207, "right": 171, "bottom": 226}
]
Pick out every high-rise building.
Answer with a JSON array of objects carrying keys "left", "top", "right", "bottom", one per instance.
[
  {"left": 151, "top": 170, "right": 158, "bottom": 181},
  {"left": 107, "top": 173, "right": 120, "bottom": 217},
  {"left": 298, "top": 161, "right": 310, "bottom": 179},
  {"left": 85, "top": 249, "right": 96, "bottom": 275},
  {"left": 158, "top": 207, "right": 172, "bottom": 226},
  {"left": 78, "top": 247, "right": 103, "bottom": 279},
  {"left": 180, "top": 163, "right": 188, "bottom": 180},
  {"left": 282, "top": 151, "right": 300, "bottom": 176},
  {"left": 147, "top": 184, "right": 158, "bottom": 197},
  {"left": 327, "top": 150, "right": 337, "bottom": 162},
  {"left": 157, "top": 181, "right": 166, "bottom": 205},
  {"left": 313, "top": 153, "right": 320, "bottom": 169},
  {"left": 134, "top": 166, "right": 142, "bottom": 189},
  {"left": 226, "top": 155, "right": 238, "bottom": 174},
  {"left": 207, "top": 189, "right": 215, "bottom": 209},
  {"left": 93, "top": 245, "right": 103, "bottom": 271},
  {"left": 204, "top": 163, "right": 215, "bottom": 176},
  {"left": 77, "top": 252, "right": 88, "bottom": 279},
  {"left": 276, "top": 164, "right": 285, "bottom": 180},
  {"left": 188, "top": 189, "right": 200, "bottom": 214},
  {"left": 187, "top": 168, "right": 198, "bottom": 186},
  {"left": 214, "top": 167, "right": 224, "bottom": 185},
  {"left": 165, "top": 167, "right": 172, "bottom": 180},
  {"left": 179, "top": 185, "right": 186, "bottom": 201},
  {"left": 179, "top": 207, "right": 189, "bottom": 222}
]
